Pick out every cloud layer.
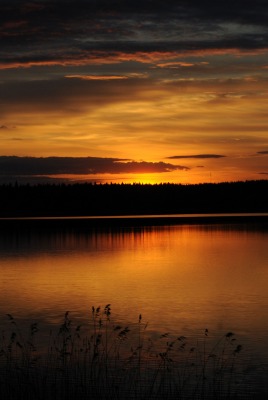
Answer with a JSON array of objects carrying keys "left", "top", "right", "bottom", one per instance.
[
  {"left": 167, "top": 154, "right": 226, "bottom": 159},
  {"left": 1, "top": 1, "right": 268, "bottom": 69},
  {"left": 0, "top": 156, "right": 188, "bottom": 176},
  {"left": 1, "top": 1, "right": 268, "bottom": 183}
]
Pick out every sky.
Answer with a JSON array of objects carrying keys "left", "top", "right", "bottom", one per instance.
[{"left": 1, "top": 0, "right": 268, "bottom": 184}]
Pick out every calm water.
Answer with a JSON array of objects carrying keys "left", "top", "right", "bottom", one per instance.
[{"left": 1, "top": 218, "right": 268, "bottom": 366}]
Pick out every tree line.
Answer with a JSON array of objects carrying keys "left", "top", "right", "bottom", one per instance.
[{"left": 0, "top": 180, "right": 268, "bottom": 217}]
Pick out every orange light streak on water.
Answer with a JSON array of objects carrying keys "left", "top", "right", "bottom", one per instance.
[{"left": 1, "top": 224, "right": 268, "bottom": 351}]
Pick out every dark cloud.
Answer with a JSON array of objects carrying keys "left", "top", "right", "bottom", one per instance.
[
  {"left": 167, "top": 154, "right": 226, "bottom": 159},
  {"left": 1, "top": 75, "right": 265, "bottom": 117},
  {"left": 0, "top": 76, "right": 154, "bottom": 115},
  {"left": 0, "top": 125, "right": 8, "bottom": 129},
  {"left": 1, "top": 1, "right": 268, "bottom": 68},
  {"left": 0, "top": 156, "right": 188, "bottom": 176},
  {"left": 257, "top": 151, "right": 268, "bottom": 154}
]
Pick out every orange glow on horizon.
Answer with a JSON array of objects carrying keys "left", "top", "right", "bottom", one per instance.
[{"left": 1, "top": 52, "right": 268, "bottom": 184}]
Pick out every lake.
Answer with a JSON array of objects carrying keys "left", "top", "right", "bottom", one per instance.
[{"left": 1, "top": 215, "right": 268, "bottom": 396}]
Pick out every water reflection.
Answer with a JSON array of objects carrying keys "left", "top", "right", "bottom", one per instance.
[{"left": 1, "top": 223, "right": 268, "bottom": 361}]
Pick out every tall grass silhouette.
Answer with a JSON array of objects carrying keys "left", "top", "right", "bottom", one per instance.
[{"left": 0, "top": 306, "right": 261, "bottom": 399}]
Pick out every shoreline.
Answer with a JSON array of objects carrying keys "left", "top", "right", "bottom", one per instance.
[{"left": 1, "top": 213, "right": 268, "bottom": 229}]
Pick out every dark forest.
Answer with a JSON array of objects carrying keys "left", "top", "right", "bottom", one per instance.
[{"left": 0, "top": 180, "right": 268, "bottom": 218}]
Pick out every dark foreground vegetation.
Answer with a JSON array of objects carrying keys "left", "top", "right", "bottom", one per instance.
[
  {"left": 0, "top": 306, "right": 265, "bottom": 400},
  {"left": 0, "top": 180, "right": 268, "bottom": 217}
]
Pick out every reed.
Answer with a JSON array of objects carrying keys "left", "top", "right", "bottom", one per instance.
[{"left": 0, "top": 306, "right": 262, "bottom": 399}]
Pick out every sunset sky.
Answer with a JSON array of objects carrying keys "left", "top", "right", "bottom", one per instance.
[{"left": 1, "top": 0, "right": 268, "bottom": 184}]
